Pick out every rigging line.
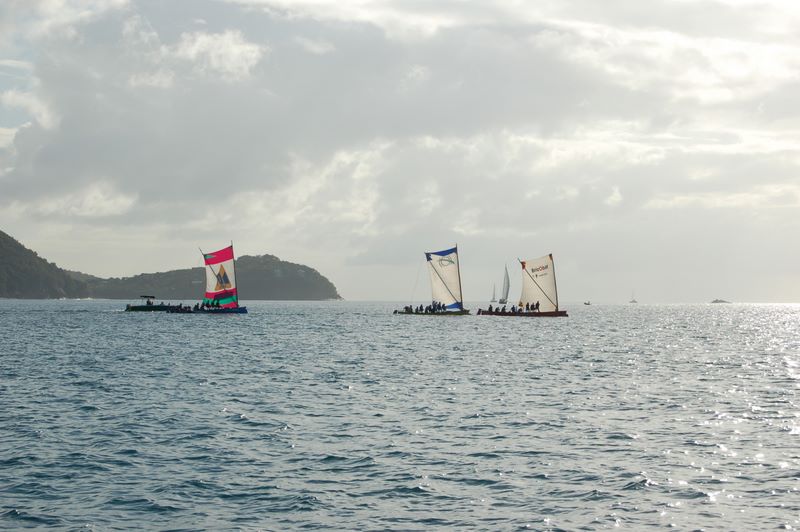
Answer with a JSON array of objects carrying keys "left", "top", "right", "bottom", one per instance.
[
  {"left": 519, "top": 258, "right": 557, "bottom": 309},
  {"left": 409, "top": 258, "right": 423, "bottom": 307},
  {"left": 428, "top": 254, "right": 461, "bottom": 306},
  {"left": 199, "top": 247, "right": 211, "bottom": 302}
]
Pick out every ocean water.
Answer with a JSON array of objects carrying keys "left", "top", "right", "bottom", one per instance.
[{"left": 1, "top": 300, "right": 799, "bottom": 530}]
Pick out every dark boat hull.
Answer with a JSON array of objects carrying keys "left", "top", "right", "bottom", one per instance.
[
  {"left": 165, "top": 306, "right": 248, "bottom": 314},
  {"left": 477, "top": 309, "right": 568, "bottom": 317},
  {"left": 197, "top": 307, "right": 248, "bottom": 314},
  {"left": 394, "top": 309, "right": 470, "bottom": 316},
  {"left": 125, "top": 304, "right": 177, "bottom": 312}
]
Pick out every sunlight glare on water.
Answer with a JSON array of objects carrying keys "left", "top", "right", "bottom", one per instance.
[{"left": 2, "top": 300, "right": 800, "bottom": 529}]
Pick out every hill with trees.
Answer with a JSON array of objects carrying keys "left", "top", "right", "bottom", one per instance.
[
  {"left": 0, "top": 230, "right": 90, "bottom": 298},
  {"left": 0, "top": 230, "right": 341, "bottom": 300},
  {"left": 83, "top": 254, "right": 341, "bottom": 300}
]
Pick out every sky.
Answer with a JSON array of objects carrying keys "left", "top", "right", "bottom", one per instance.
[{"left": 1, "top": 0, "right": 799, "bottom": 303}]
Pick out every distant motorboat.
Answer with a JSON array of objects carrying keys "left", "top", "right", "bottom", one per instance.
[
  {"left": 125, "top": 295, "right": 177, "bottom": 312},
  {"left": 584, "top": 301, "right": 591, "bottom": 305},
  {"left": 711, "top": 299, "right": 731, "bottom": 304}
]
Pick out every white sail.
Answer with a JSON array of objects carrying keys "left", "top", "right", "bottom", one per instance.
[
  {"left": 491, "top": 284, "right": 497, "bottom": 302},
  {"left": 499, "top": 265, "right": 510, "bottom": 303},
  {"left": 519, "top": 254, "right": 559, "bottom": 312},
  {"left": 425, "top": 246, "right": 463, "bottom": 310}
]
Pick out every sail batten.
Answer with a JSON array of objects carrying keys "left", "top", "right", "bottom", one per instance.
[
  {"left": 425, "top": 246, "right": 463, "bottom": 310},
  {"left": 203, "top": 244, "right": 240, "bottom": 308}
]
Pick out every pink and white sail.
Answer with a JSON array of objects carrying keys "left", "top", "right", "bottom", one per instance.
[{"left": 202, "top": 245, "right": 239, "bottom": 308}]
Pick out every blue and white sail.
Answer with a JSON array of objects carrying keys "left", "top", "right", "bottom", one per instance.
[{"left": 425, "top": 246, "right": 464, "bottom": 310}]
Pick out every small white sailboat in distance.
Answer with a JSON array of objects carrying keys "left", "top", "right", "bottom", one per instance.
[
  {"left": 498, "top": 265, "right": 510, "bottom": 304},
  {"left": 629, "top": 290, "right": 638, "bottom": 304},
  {"left": 490, "top": 283, "right": 497, "bottom": 303}
]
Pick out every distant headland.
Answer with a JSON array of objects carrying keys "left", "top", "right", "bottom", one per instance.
[{"left": 0, "top": 229, "right": 341, "bottom": 300}]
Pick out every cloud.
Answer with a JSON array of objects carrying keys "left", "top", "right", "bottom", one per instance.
[
  {"left": 294, "top": 36, "right": 335, "bottom": 55},
  {"left": 645, "top": 184, "right": 800, "bottom": 210},
  {"left": 0, "top": 90, "right": 58, "bottom": 129},
  {"left": 173, "top": 30, "right": 266, "bottom": 81},
  {"left": 0, "top": 126, "right": 17, "bottom": 148},
  {"left": 12, "top": 182, "right": 138, "bottom": 218},
  {"left": 8, "top": 0, "right": 130, "bottom": 40},
  {"left": 0, "top": 59, "right": 34, "bottom": 71},
  {"left": 1, "top": 0, "right": 800, "bottom": 301},
  {"left": 605, "top": 186, "right": 623, "bottom": 207}
]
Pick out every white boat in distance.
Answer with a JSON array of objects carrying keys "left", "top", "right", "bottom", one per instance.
[{"left": 498, "top": 265, "right": 510, "bottom": 304}]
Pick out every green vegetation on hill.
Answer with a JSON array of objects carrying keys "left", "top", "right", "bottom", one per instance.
[
  {"left": 1, "top": 229, "right": 341, "bottom": 300},
  {"left": 0, "top": 230, "right": 89, "bottom": 298},
  {"left": 85, "top": 254, "right": 341, "bottom": 300}
]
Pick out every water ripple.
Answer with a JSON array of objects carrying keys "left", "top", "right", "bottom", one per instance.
[{"left": 1, "top": 300, "right": 800, "bottom": 529}]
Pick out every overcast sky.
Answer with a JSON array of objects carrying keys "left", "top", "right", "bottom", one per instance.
[{"left": 1, "top": 0, "right": 799, "bottom": 303}]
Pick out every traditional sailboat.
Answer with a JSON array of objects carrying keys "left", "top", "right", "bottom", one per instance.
[
  {"left": 498, "top": 265, "right": 510, "bottom": 304},
  {"left": 394, "top": 245, "right": 470, "bottom": 315},
  {"left": 490, "top": 284, "right": 497, "bottom": 303},
  {"left": 477, "top": 253, "right": 567, "bottom": 317},
  {"left": 197, "top": 244, "right": 248, "bottom": 314}
]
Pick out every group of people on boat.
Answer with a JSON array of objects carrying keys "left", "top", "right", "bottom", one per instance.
[
  {"left": 395, "top": 301, "right": 451, "bottom": 314},
  {"left": 477, "top": 301, "right": 540, "bottom": 315},
  {"left": 165, "top": 300, "right": 224, "bottom": 313}
]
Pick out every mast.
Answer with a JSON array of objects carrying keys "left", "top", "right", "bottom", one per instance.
[
  {"left": 455, "top": 244, "right": 464, "bottom": 309},
  {"left": 549, "top": 253, "right": 559, "bottom": 311},
  {"left": 198, "top": 246, "right": 207, "bottom": 302},
  {"left": 230, "top": 240, "right": 239, "bottom": 307}
]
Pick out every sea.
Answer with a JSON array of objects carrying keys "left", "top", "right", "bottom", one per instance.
[{"left": 1, "top": 300, "right": 799, "bottom": 530}]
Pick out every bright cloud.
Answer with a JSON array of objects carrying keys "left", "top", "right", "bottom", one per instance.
[
  {"left": 18, "top": 182, "right": 138, "bottom": 217},
  {"left": 0, "top": 90, "right": 58, "bottom": 129},
  {"left": 173, "top": 30, "right": 266, "bottom": 81},
  {"left": 1, "top": 0, "right": 800, "bottom": 302}
]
